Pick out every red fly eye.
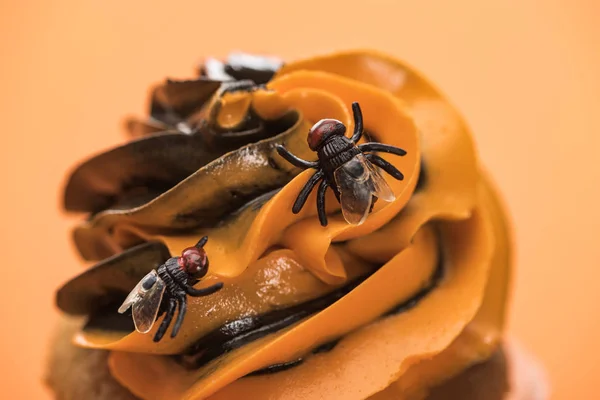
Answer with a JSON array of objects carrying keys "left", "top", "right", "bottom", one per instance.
[
  {"left": 307, "top": 119, "right": 346, "bottom": 151},
  {"left": 179, "top": 247, "right": 208, "bottom": 278}
]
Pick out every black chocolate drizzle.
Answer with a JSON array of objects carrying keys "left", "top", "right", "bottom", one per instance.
[
  {"left": 245, "top": 358, "right": 304, "bottom": 377},
  {"left": 174, "top": 246, "right": 444, "bottom": 375},
  {"left": 415, "top": 161, "right": 427, "bottom": 192},
  {"left": 173, "top": 276, "right": 367, "bottom": 369},
  {"left": 242, "top": 250, "right": 444, "bottom": 377}
]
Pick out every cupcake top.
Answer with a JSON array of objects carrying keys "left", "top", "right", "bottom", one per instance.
[{"left": 56, "top": 49, "right": 512, "bottom": 399}]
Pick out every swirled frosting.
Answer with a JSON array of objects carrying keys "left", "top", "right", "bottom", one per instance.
[{"left": 55, "top": 49, "right": 512, "bottom": 400}]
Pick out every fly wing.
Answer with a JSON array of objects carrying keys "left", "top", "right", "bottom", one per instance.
[
  {"left": 364, "top": 159, "right": 396, "bottom": 202},
  {"left": 132, "top": 271, "right": 166, "bottom": 334},
  {"left": 118, "top": 270, "right": 167, "bottom": 334},
  {"left": 118, "top": 275, "right": 147, "bottom": 314},
  {"left": 334, "top": 155, "right": 374, "bottom": 225},
  {"left": 334, "top": 154, "right": 396, "bottom": 225}
]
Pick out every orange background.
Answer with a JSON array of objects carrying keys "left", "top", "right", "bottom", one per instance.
[{"left": 1, "top": 1, "right": 598, "bottom": 399}]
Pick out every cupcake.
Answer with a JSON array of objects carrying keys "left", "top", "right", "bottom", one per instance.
[{"left": 47, "top": 50, "right": 543, "bottom": 399}]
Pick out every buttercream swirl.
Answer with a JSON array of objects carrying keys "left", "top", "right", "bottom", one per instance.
[{"left": 55, "top": 49, "right": 512, "bottom": 400}]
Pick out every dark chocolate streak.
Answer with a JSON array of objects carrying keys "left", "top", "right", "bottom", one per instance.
[
  {"left": 311, "top": 338, "right": 341, "bottom": 354},
  {"left": 175, "top": 247, "right": 444, "bottom": 375},
  {"left": 173, "top": 277, "right": 367, "bottom": 369},
  {"left": 244, "top": 338, "right": 341, "bottom": 377},
  {"left": 415, "top": 161, "right": 427, "bottom": 192},
  {"left": 244, "top": 252, "right": 444, "bottom": 377},
  {"left": 245, "top": 358, "right": 304, "bottom": 377}
]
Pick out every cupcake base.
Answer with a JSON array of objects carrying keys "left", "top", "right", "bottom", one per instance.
[
  {"left": 428, "top": 341, "right": 548, "bottom": 400},
  {"left": 45, "top": 317, "right": 138, "bottom": 400},
  {"left": 45, "top": 318, "right": 547, "bottom": 400}
]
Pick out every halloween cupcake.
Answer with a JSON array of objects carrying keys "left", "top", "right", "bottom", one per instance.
[{"left": 47, "top": 50, "right": 546, "bottom": 399}]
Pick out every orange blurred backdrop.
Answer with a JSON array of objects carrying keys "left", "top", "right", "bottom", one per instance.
[{"left": 1, "top": 1, "right": 598, "bottom": 399}]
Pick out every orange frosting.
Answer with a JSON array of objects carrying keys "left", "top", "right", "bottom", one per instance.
[{"left": 60, "top": 49, "right": 512, "bottom": 399}]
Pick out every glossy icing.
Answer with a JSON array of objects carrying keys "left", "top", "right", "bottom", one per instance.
[{"left": 56, "top": 50, "right": 512, "bottom": 400}]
